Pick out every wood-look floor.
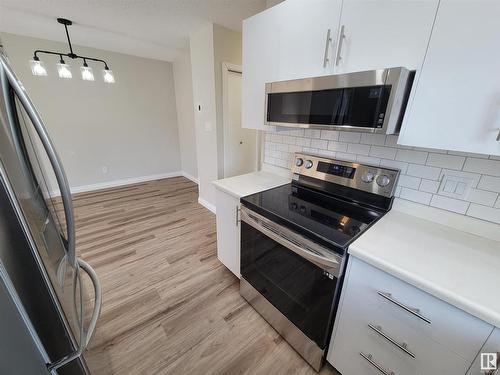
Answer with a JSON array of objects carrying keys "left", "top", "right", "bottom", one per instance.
[{"left": 72, "top": 177, "right": 337, "bottom": 374}]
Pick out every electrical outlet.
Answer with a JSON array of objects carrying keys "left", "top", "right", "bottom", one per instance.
[
  {"left": 101, "top": 166, "right": 108, "bottom": 174},
  {"left": 438, "top": 174, "right": 473, "bottom": 199}
]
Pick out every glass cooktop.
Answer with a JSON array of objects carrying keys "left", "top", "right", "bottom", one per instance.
[{"left": 241, "top": 183, "right": 384, "bottom": 250}]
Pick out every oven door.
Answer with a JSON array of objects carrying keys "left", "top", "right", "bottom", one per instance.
[{"left": 240, "top": 206, "right": 343, "bottom": 350}]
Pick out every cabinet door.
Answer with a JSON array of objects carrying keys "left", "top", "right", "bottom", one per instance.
[
  {"left": 242, "top": 6, "right": 280, "bottom": 130},
  {"left": 215, "top": 189, "right": 240, "bottom": 277},
  {"left": 467, "top": 327, "right": 500, "bottom": 374},
  {"left": 275, "top": 0, "right": 342, "bottom": 80},
  {"left": 399, "top": 0, "right": 500, "bottom": 156},
  {"left": 335, "top": 0, "right": 438, "bottom": 74}
]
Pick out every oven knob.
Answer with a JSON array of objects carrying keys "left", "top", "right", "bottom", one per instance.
[
  {"left": 304, "top": 160, "right": 313, "bottom": 169},
  {"left": 295, "top": 158, "right": 304, "bottom": 167},
  {"left": 376, "top": 175, "right": 391, "bottom": 187},
  {"left": 361, "top": 171, "right": 375, "bottom": 183}
]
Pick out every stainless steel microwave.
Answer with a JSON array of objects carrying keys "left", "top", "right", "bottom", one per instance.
[{"left": 264, "top": 67, "right": 413, "bottom": 134}]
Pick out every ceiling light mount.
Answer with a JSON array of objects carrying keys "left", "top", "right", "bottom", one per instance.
[{"left": 30, "top": 18, "right": 115, "bottom": 83}]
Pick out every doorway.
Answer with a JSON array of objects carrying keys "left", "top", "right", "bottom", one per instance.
[{"left": 222, "top": 62, "right": 257, "bottom": 178}]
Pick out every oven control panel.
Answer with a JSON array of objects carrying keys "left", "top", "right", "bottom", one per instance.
[{"left": 292, "top": 153, "right": 400, "bottom": 198}]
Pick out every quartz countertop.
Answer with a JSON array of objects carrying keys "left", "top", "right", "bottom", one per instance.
[
  {"left": 349, "top": 209, "right": 500, "bottom": 328},
  {"left": 212, "top": 171, "right": 290, "bottom": 198}
]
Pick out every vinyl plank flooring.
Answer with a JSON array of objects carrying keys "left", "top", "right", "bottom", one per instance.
[{"left": 75, "top": 177, "right": 337, "bottom": 375}]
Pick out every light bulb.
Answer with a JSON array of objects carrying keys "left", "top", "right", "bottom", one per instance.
[
  {"left": 30, "top": 59, "right": 48, "bottom": 76},
  {"left": 80, "top": 65, "right": 94, "bottom": 81},
  {"left": 102, "top": 68, "right": 115, "bottom": 83},
  {"left": 57, "top": 63, "right": 72, "bottom": 79}
]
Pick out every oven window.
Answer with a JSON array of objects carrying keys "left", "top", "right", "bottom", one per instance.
[
  {"left": 267, "top": 85, "right": 391, "bottom": 128},
  {"left": 240, "top": 221, "right": 338, "bottom": 348}
]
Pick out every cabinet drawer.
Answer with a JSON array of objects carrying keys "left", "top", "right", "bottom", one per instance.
[
  {"left": 331, "top": 306, "right": 470, "bottom": 375},
  {"left": 339, "top": 257, "right": 492, "bottom": 361}
]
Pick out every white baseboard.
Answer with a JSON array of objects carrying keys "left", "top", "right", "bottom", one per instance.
[
  {"left": 67, "top": 171, "right": 183, "bottom": 195},
  {"left": 181, "top": 171, "right": 199, "bottom": 184},
  {"left": 198, "top": 197, "right": 216, "bottom": 214}
]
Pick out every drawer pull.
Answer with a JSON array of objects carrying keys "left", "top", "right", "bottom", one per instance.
[
  {"left": 378, "top": 291, "right": 431, "bottom": 324},
  {"left": 360, "top": 352, "right": 395, "bottom": 375},
  {"left": 368, "top": 324, "right": 415, "bottom": 358}
]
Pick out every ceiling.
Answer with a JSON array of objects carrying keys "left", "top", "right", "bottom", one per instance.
[{"left": 0, "top": 0, "right": 267, "bottom": 61}]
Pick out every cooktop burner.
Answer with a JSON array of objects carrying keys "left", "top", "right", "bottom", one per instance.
[{"left": 241, "top": 183, "right": 383, "bottom": 250}]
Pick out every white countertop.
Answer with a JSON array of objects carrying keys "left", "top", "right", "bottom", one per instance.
[
  {"left": 349, "top": 209, "right": 500, "bottom": 328},
  {"left": 212, "top": 171, "right": 290, "bottom": 198}
]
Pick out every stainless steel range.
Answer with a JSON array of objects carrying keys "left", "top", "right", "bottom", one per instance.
[{"left": 239, "top": 153, "right": 399, "bottom": 371}]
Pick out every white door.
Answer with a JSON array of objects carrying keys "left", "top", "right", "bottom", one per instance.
[
  {"left": 223, "top": 66, "right": 257, "bottom": 178},
  {"left": 275, "top": 0, "right": 343, "bottom": 80},
  {"left": 334, "top": 0, "right": 439, "bottom": 74},
  {"left": 399, "top": 0, "right": 500, "bottom": 156}
]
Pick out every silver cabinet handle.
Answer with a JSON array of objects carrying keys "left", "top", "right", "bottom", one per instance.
[
  {"left": 496, "top": 130, "right": 500, "bottom": 141},
  {"left": 235, "top": 205, "right": 241, "bottom": 227},
  {"left": 368, "top": 324, "right": 415, "bottom": 358},
  {"left": 323, "top": 28, "right": 332, "bottom": 68},
  {"left": 0, "top": 53, "right": 76, "bottom": 267},
  {"left": 377, "top": 291, "right": 431, "bottom": 324},
  {"left": 334, "top": 25, "right": 346, "bottom": 66},
  {"left": 360, "top": 352, "right": 395, "bottom": 375}
]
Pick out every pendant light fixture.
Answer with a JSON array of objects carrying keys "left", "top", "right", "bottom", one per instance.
[{"left": 30, "top": 18, "right": 115, "bottom": 83}]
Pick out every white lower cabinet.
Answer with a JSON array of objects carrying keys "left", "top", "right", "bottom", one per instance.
[
  {"left": 327, "top": 257, "right": 493, "bottom": 375},
  {"left": 215, "top": 188, "right": 240, "bottom": 278},
  {"left": 467, "top": 328, "right": 500, "bottom": 375}
]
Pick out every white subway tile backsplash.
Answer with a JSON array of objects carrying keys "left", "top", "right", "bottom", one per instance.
[
  {"left": 357, "top": 155, "right": 381, "bottom": 166},
  {"left": 468, "top": 189, "right": 498, "bottom": 207},
  {"left": 398, "top": 175, "right": 421, "bottom": 189},
  {"left": 430, "top": 195, "right": 469, "bottom": 214},
  {"left": 360, "top": 133, "right": 386, "bottom": 146},
  {"left": 426, "top": 153, "right": 465, "bottom": 170},
  {"left": 263, "top": 129, "right": 500, "bottom": 225},
  {"left": 419, "top": 179, "right": 440, "bottom": 194},
  {"left": 395, "top": 149, "right": 428, "bottom": 164},
  {"left": 339, "top": 132, "right": 361, "bottom": 143},
  {"left": 467, "top": 204, "right": 500, "bottom": 225},
  {"left": 304, "top": 129, "right": 321, "bottom": 138},
  {"left": 310, "top": 139, "right": 328, "bottom": 150},
  {"left": 296, "top": 137, "right": 311, "bottom": 147},
  {"left": 380, "top": 159, "right": 409, "bottom": 174},
  {"left": 478, "top": 175, "right": 500, "bottom": 193},
  {"left": 407, "top": 164, "right": 441, "bottom": 180},
  {"left": 370, "top": 146, "right": 397, "bottom": 160},
  {"left": 400, "top": 188, "right": 433, "bottom": 205},
  {"left": 328, "top": 141, "right": 348, "bottom": 152},
  {"left": 347, "top": 143, "right": 371, "bottom": 155},
  {"left": 320, "top": 130, "right": 339, "bottom": 140},
  {"left": 463, "top": 158, "right": 500, "bottom": 177}
]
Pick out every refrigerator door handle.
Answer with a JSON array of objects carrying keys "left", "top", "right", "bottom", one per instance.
[
  {"left": 0, "top": 54, "right": 76, "bottom": 267},
  {"left": 77, "top": 258, "right": 102, "bottom": 347}
]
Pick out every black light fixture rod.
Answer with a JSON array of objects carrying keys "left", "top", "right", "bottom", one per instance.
[
  {"left": 33, "top": 50, "right": 109, "bottom": 68},
  {"left": 63, "top": 23, "right": 74, "bottom": 56}
]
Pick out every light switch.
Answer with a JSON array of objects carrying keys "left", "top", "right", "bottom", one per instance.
[
  {"left": 204, "top": 121, "right": 213, "bottom": 131},
  {"left": 439, "top": 174, "right": 473, "bottom": 199}
]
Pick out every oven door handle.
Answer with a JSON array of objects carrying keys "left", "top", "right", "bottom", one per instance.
[{"left": 241, "top": 207, "right": 342, "bottom": 276}]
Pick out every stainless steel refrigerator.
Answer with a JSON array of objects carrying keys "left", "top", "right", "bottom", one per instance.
[{"left": 0, "top": 43, "right": 101, "bottom": 374}]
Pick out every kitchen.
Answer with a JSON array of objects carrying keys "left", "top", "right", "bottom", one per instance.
[{"left": 1, "top": 0, "right": 499, "bottom": 374}]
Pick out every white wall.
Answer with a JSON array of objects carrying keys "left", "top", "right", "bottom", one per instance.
[
  {"left": 189, "top": 24, "right": 243, "bottom": 210},
  {"left": 173, "top": 51, "right": 198, "bottom": 182},
  {"left": 190, "top": 24, "right": 218, "bottom": 209},
  {"left": 1, "top": 32, "right": 181, "bottom": 191}
]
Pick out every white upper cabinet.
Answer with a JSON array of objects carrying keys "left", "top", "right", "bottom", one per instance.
[
  {"left": 242, "top": 6, "right": 280, "bottom": 130},
  {"left": 399, "top": 0, "right": 500, "bottom": 156},
  {"left": 242, "top": 0, "right": 341, "bottom": 129},
  {"left": 334, "top": 0, "right": 439, "bottom": 73},
  {"left": 275, "top": 0, "right": 342, "bottom": 80}
]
